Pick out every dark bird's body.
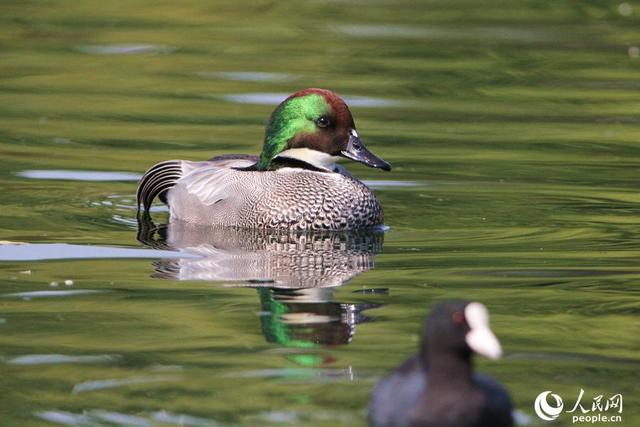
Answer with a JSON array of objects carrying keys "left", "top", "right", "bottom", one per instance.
[
  {"left": 370, "top": 356, "right": 513, "bottom": 427},
  {"left": 368, "top": 301, "right": 514, "bottom": 427}
]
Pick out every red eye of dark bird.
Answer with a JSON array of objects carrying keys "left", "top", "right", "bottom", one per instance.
[
  {"left": 452, "top": 311, "right": 465, "bottom": 325},
  {"left": 316, "top": 116, "right": 330, "bottom": 128}
]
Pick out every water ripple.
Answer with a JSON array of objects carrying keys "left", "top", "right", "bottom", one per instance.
[
  {"left": 7, "top": 354, "right": 119, "bottom": 365},
  {"left": 334, "top": 24, "right": 553, "bottom": 41},
  {"left": 0, "top": 243, "right": 198, "bottom": 261},
  {"left": 36, "top": 410, "right": 218, "bottom": 427},
  {"left": 227, "top": 367, "right": 359, "bottom": 381},
  {"left": 36, "top": 411, "right": 96, "bottom": 426},
  {"left": 221, "top": 92, "right": 403, "bottom": 107},
  {"left": 363, "top": 180, "right": 421, "bottom": 188},
  {"left": 17, "top": 170, "right": 141, "bottom": 181},
  {"left": 72, "top": 375, "right": 180, "bottom": 393},
  {"left": 2, "top": 290, "right": 104, "bottom": 298},
  {"left": 76, "top": 44, "right": 176, "bottom": 55},
  {"left": 151, "top": 411, "right": 218, "bottom": 426},
  {"left": 197, "top": 71, "right": 293, "bottom": 82}
]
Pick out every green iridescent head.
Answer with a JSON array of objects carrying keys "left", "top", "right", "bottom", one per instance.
[{"left": 256, "top": 88, "right": 391, "bottom": 172}]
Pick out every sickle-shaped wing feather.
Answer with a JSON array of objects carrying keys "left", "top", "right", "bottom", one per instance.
[{"left": 136, "top": 160, "right": 183, "bottom": 211}]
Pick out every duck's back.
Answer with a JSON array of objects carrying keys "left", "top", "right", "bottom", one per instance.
[{"left": 166, "top": 159, "right": 383, "bottom": 230}]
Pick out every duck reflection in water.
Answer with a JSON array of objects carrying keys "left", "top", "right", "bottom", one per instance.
[
  {"left": 259, "top": 287, "right": 380, "bottom": 347},
  {"left": 137, "top": 216, "right": 385, "bottom": 347}
]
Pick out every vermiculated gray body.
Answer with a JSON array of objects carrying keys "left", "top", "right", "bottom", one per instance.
[{"left": 140, "top": 158, "right": 384, "bottom": 230}]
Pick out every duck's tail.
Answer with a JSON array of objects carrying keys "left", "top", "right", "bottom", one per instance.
[{"left": 136, "top": 160, "right": 183, "bottom": 211}]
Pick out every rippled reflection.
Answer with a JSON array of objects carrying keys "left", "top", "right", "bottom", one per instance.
[
  {"left": 137, "top": 216, "right": 384, "bottom": 288},
  {"left": 137, "top": 216, "right": 385, "bottom": 347},
  {"left": 258, "top": 287, "right": 380, "bottom": 348}
]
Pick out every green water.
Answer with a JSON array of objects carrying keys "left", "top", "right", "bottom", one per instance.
[{"left": 1, "top": 1, "right": 639, "bottom": 426}]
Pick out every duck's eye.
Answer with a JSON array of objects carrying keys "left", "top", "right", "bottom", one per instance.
[{"left": 316, "top": 116, "right": 330, "bottom": 128}]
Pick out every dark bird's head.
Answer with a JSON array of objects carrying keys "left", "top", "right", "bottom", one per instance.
[{"left": 420, "top": 300, "right": 503, "bottom": 362}]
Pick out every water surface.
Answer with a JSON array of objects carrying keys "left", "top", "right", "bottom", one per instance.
[{"left": 1, "top": 1, "right": 639, "bottom": 426}]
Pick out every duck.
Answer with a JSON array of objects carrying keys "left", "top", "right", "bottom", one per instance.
[
  {"left": 136, "top": 88, "right": 391, "bottom": 230},
  {"left": 368, "top": 301, "right": 513, "bottom": 427}
]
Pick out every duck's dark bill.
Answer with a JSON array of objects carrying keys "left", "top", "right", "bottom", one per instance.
[{"left": 341, "top": 134, "right": 392, "bottom": 171}]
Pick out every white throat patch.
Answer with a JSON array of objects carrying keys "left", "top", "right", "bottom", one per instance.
[{"left": 275, "top": 148, "right": 339, "bottom": 171}]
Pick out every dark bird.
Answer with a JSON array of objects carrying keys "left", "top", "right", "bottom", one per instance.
[{"left": 368, "top": 301, "right": 513, "bottom": 427}]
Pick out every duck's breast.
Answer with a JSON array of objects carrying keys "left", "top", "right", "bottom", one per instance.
[{"left": 252, "top": 168, "right": 383, "bottom": 229}]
